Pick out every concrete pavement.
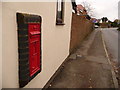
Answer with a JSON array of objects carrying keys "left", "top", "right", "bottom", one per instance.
[{"left": 46, "top": 29, "right": 117, "bottom": 88}]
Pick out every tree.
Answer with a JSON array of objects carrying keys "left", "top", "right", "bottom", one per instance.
[
  {"left": 81, "top": 1, "right": 94, "bottom": 17},
  {"left": 118, "top": 24, "right": 120, "bottom": 31},
  {"left": 101, "top": 17, "right": 108, "bottom": 23},
  {"left": 111, "top": 20, "right": 119, "bottom": 27},
  {"left": 114, "top": 19, "right": 120, "bottom": 24}
]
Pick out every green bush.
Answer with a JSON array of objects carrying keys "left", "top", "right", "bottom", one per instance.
[{"left": 117, "top": 24, "right": 120, "bottom": 31}]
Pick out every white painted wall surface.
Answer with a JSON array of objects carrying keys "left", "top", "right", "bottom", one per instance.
[
  {"left": 2, "top": 2, "right": 72, "bottom": 88},
  {"left": 0, "top": 1, "right": 2, "bottom": 90},
  {"left": 118, "top": 1, "right": 120, "bottom": 19}
]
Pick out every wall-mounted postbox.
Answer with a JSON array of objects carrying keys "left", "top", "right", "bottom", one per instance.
[
  {"left": 17, "top": 13, "right": 42, "bottom": 88},
  {"left": 28, "top": 23, "right": 41, "bottom": 76}
]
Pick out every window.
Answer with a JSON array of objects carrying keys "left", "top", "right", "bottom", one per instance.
[{"left": 56, "top": 0, "right": 65, "bottom": 25}]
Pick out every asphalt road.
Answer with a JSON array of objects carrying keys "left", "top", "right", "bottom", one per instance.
[{"left": 101, "top": 28, "right": 118, "bottom": 63}]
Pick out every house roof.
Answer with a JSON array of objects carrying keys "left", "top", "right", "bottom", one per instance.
[
  {"left": 76, "top": 4, "right": 87, "bottom": 15},
  {"left": 77, "top": 4, "right": 86, "bottom": 12}
]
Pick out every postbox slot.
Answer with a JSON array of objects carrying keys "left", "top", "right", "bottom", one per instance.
[{"left": 29, "top": 31, "right": 40, "bottom": 35}]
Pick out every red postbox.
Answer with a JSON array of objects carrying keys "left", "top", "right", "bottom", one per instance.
[
  {"left": 28, "top": 23, "right": 41, "bottom": 76},
  {"left": 17, "top": 13, "right": 42, "bottom": 88}
]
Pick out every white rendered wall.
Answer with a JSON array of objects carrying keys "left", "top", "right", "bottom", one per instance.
[
  {"left": 118, "top": 1, "right": 120, "bottom": 19},
  {"left": 2, "top": 2, "right": 72, "bottom": 88},
  {"left": 0, "top": 1, "right": 2, "bottom": 90}
]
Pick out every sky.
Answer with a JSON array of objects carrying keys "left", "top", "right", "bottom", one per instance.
[
  {"left": 1, "top": 0, "right": 119, "bottom": 21},
  {"left": 76, "top": 0, "right": 119, "bottom": 21}
]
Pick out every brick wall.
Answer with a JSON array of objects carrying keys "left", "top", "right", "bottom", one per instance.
[
  {"left": 69, "top": 13, "right": 94, "bottom": 53},
  {"left": 100, "top": 23, "right": 109, "bottom": 28}
]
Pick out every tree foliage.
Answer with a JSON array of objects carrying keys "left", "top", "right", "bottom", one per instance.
[
  {"left": 101, "top": 17, "right": 108, "bottom": 23},
  {"left": 111, "top": 19, "right": 120, "bottom": 27},
  {"left": 81, "top": 1, "right": 94, "bottom": 17}
]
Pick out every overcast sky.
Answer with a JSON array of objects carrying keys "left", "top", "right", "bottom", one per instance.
[
  {"left": 1, "top": 0, "right": 119, "bottom": 21},
  {"left": 76, "top": 0, "right": 119, "bottom": 21}
]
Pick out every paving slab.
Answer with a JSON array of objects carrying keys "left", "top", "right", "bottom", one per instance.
[{"left": 48, "top": 30, "right": 115, "bottom": 88}]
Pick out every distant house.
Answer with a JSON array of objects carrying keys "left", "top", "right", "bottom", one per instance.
[
  {"left": 76, "top": 4, "right": 87, "bottom": 15},
  {"left": 91, "top": 18, "right": 99, "bottom": 23}
]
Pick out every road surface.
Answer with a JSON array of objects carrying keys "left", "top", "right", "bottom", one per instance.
[{"left": 101, "top": 28, "right": 118, "bottom": 63}]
